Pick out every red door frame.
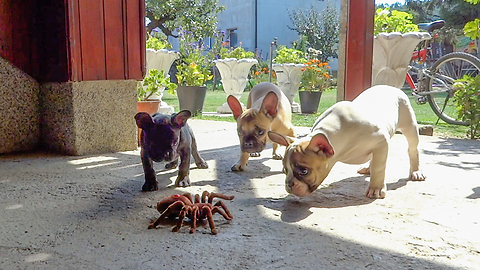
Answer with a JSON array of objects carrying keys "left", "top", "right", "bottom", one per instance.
[{"left": 344, "top": 0, "right": 375, "bottom": 101}]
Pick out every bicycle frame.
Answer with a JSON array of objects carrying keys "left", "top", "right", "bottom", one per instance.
[{"left": 406, "top": 65, "right": 454, "bottom": 96}]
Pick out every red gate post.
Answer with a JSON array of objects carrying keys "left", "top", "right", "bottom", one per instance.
[{"left": 342, "top": 0, "right": 375, "bottom": 101}]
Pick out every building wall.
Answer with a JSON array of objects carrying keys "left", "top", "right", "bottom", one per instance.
[{"left": 217, "top": 0, "right": 341, "bottom": 62}]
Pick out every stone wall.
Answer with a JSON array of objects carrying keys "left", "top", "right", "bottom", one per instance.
[
  {"left": 40, "top": 80, "right": 138, "bottom": 155},
  {"left": 0, "top": 57, "right": 40, "bottom": 154}
]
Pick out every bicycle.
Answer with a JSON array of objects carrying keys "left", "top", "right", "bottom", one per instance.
[{"left": 406, "top": 20, "right": 480, "bottom": 126}]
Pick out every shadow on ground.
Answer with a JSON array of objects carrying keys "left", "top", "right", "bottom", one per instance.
[{"left": 1, "top": 120, "right": 477, "bottom": 269}]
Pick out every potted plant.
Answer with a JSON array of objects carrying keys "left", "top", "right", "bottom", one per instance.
[
  {"left": 137, "top": 68, "right": 177, "bottom": 146},
  {"left": 214, "top": 44, "right": 258, "bottom": 113},
  {"left": 137, "top": 69, "right": 177, "bottom": 115},
  {"left": 372, "top": 8, "right": 429, "bottom": 88},
  {"left": 175, "top": 30, "right": 214, "bottom": 115},
  {"left": 299, "top": 59, "right": 332, "bottom": 114},
  {"left": 272, "top": 46, "right": 307, "bottom": 113},
  {"left": 144, "top": 34, "right": 179, "bottom": 113}
]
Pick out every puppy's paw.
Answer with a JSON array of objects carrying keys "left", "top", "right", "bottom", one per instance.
[
  {"left": 357, "top": 166, "right": 370, "bottom": 175},
  {"left": 409, "top": 171, "right": 426, "bottom": 181},
  {"left": 231, "top": 163, "right": 245, "bottom": 171},
  {"left": 272, "top": 153, "right": 283, "bottom": 160},
  {"left": 142, "top": 181, "right": 159, "bottom": 192},
  {"left": 249, "top": 152, "right": 261, "bottom": 157},
  {"left": 196, "top": 160, "right": 209, "bottom": 169},
  {"left": 175, "top": 176, "right": 191, "bottom": 187},
  {"left": 165, "top": 160, "right": 179, "bottom": 170},
  {"left": 366, "top": 186, "right": 386, "bottom": 199}
]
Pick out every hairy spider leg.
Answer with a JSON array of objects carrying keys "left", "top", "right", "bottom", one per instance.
[
  {"left": 172, "top": 207, "right": 188, "bottom": 232},
  {"left": 207, "top": 193, "right": 235, "bottom": 204},
  {"left": 212, "top": 201, "right": 233, "bottom": 220},
  {"left": 203, "top": 206, "right": 217, "bottom": 235},
  {"left": 148, "top": 200, "right": 186, "bottom": 229},
  {"left": 189, "top": 206, "right": 199, "bottom": 233}
]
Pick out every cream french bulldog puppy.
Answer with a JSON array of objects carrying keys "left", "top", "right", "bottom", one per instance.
[
  {"left": 228, "top": 82, "right": 296, "bottom": 171},
  {"left": 268, "top": 85, "right": 426, "bottom": 199}
]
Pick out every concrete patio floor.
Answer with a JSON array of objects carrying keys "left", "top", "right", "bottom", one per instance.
[{"left": 1, "top": 119, "right": 479, "bottom": 269}]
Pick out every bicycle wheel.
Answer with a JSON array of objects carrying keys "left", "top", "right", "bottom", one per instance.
[{"left": 426, "top": 52, "right": 480, "bottom": 125}]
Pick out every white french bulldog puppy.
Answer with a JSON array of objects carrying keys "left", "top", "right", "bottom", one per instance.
[{"left": 269, "top": 85, "right": 426, "bottom": 199}]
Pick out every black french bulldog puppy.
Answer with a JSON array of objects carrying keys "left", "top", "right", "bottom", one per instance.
[{"left": 135, "top": 110, "right": 208, "bottom": 191}]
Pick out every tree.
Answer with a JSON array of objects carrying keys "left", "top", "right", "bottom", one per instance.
[
  {"left": 145, "top": 0, "right": 225, "bottom": 39},
  {"left": 288, "top": 1, "right": 340, "bottom": 62},
  {"left": 380, "top": 1, "right": 471, "bottom": 45},
  {"left": 460, "top": 0, "right": 480, "bottom": 39}
]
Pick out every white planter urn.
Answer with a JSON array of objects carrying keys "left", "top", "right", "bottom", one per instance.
[
  {"left": 214, "top": 58, "right": 258, "bottom": 113},
  {"left": 272, "top": 63, "right": 305, "bottom": 113},
  {"left": 372, "top": 32, "right": 431, "bottom": 89},
  {"left": 144, "top": 48, "right": 180, "bottom": 114}
]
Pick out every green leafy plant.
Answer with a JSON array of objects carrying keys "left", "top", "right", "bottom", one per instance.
[
  {"left": 249, "top": 61, "right": 276, "bottom": 88},
  {"left": 146, "top": 34, "right": 172, "bottom": 50},
  {"left": 176, "top": 28, "right": 214, "bottom": 87},
  {"left": 453, "top": 75, "right": 480, "bottom": 139},
  {"left": 273, "top": 46, "right": 307, "bottom": 64},
  {"left": 138, "top": 69, "right": 177, "bottom": 101},
  {"left": 463, "top": 18, "right": 480, "bottom": 40},
  {"left": 300, "top": 59, "right": 331, "bottom": 92},
  {"left": 176, "top": 62, "right": 213, "bottom": 87},
  {"left": 219, "top": 44, "right": 255, "bottom": 59},
  {"left": 374, "top": 8, "right": 419, "bottom": 35}
]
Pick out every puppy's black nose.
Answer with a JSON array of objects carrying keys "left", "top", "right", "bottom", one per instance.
[{"left": 243, "top": 142, "right": 254, "bottom": 148}]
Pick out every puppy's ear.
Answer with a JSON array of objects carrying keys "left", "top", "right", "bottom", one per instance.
[
  {"left": 261, "top": 91, "right": 278, "bottom": 118},
  {"left": 307, "top": 133, "right": 334, "bottom": 157},
  {"left": 227, "top": 95, "right": 243, "bottom": 119},
  {"left": 172, "top": 110, "right": 191, "bottom": 128},
  {"left": 135, "top": 112, "right": 153, "bottom": 130},
  {"left": 268, "top": 131, "right": 295, "bottom": 147}
]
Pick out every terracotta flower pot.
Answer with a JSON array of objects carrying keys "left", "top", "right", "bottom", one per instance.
[
  {"left": 137, "top": 100, "right": 161, "bottom": 115},
  {"left": 136, "top": 100, "right": 161, "bottom": 146}
]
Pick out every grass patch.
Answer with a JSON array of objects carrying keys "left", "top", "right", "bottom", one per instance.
[{"left": 161, "top": 87, "right": 469, "bottom": 138}]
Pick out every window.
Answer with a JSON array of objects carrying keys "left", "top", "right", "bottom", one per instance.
[{"left": 227, "top": 28, "right": 238, "bottom": 47}]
